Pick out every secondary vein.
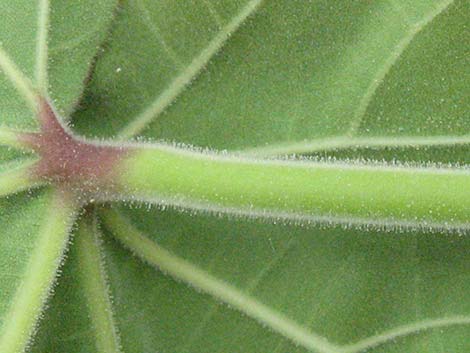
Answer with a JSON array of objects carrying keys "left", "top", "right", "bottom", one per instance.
[
  {"left": 0, "top": 46, "right": 37, "bottom": 112},
  {"left": 0, "top": 190, "right": 77, "bottom": 353},
  {"left": 100, "top": 208, "right": 340, "bottom": 353},
  {"left": 134, "top": 0, "right": 183, "bottom": 68},
  {"left": 341, "top": 316, "right": 470, "bottom": 353},
  {"left": 76, "top": 213, "right": 122, "bottom": 353},
  {"left": 117, "top": 0, "right": 264, "bottom": 139},
  {"left": 347, "top": 0, "right": 455, "bottom": 136},
  {"left": 0, "top": 159, "right": 44, "bottom": 198},
  {"left": 0, "top": 127, "right": 36, "bottom": 150},
  {"left": 36, "top": 0, "right": 50, "bottom": 93}
]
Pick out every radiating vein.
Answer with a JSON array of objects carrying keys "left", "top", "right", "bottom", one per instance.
[
  {"left": 101, "top": 209, "right": 470, "bottom": 353},
  {"left": 0, "top": 129, "right": 18, "bottom": 148},
  {"left": 0, "top": 46, "right": 37, "bottom": 111},
  {"left": 133, "top": 0, "right": 183, "bottom": 68},
  {"left": 100, "top": 208, "right": 340, "bottom": 353},
  {"left": 179, "top": 237, "right": 296, "bottom": 352},
  {"left": 0, "top": 159, "right": 43, "bottom": 198},
  {"left": 347, "top": 0, "right": 455, "bottom": 136},
  {"left": 36, "top": 0, "right": 50, "bottom": 92},
  {"left": 48, "top": 27, "right": 102, "bottom": 54},
  {"left": 0, "top": 127, "right": 35, "bottom": 150},
  {"left": 0, "top": 190, "right": 77, "bottom": 353},
  {"left": 117, "top": 0, "right": 264, "bottom": 139},
  {"left": 76, "top": 214, "right": 122, "bottom": 353},
  {"left": 341, "top": 316, "right": 470, "bottom": 353},
  {"left": 242, "top": 134, "right": 470, "bottom": 157}
]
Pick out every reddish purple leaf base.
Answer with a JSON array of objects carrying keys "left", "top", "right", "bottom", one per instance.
[{"left": 20, "top": 98, "right": 127, "bottom": 193}]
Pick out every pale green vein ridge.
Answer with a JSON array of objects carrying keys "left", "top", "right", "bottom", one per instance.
[
  {"left": 0, "top": 160, "right": 43, "bottom": 198},
  {"left": 134, "top": 0, "right": 183, "bottom": 68},
  {"left": 0, "top": 190, "right": 77, "bottom": 353},
  {"left": 0, "top": 128, "right": 32, "bottom": 150},
  {"left": 0, "top": 46, "right": 37, "bottom": 111},
  {"left": 76, "top": 214, "right": 122, "bottom": 353},
  {"left": 0, "top": 128, "right": 19, "bottom": 148},
  {"left": 100, "top": 208, "right": 340, "bottom": 353},
  {"left": 117, "top": 0, "right": 264, "bottom": 139},
  {"left": 36, "top": 0, "right": 50, "bottom": 93},
  {"left": 340, "top": 316, "right": 470, "bottom": 353},
  {"left": 178, "top": 238, "right": 296, "bottom": 352},
  {"left": 347, "top": 0, "right": 455, "bottom": 136},
  {"left": 241, "top": 134, "right": 470, "bottom": 156},
  {"left": 102, "top": 210, "right": 470, "bottom": 353}
]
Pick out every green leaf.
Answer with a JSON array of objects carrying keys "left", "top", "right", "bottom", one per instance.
[
  {"left": 0, "top": 189, "right": 77, "bottom": 353},
  {"left": 0, "top": 0, "right": 118, "bottom": 351},
  {"left": 0, "top": 1, "right": 469, "bottom": 353}
]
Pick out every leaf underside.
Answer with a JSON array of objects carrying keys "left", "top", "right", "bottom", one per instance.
[{"left": 0, "top": 1, "right": 469, "bottom": 353}]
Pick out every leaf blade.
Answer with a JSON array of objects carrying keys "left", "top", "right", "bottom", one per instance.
[{"left": 0, "top": 190, "right": 76, "bottom": 353}]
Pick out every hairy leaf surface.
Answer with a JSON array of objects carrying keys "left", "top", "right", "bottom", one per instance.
[{"left": 0, "top": 1, "right": 469, "bottom": 353}]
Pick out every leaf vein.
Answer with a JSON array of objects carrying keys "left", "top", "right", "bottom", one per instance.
[
  {"left": 101, "top": 208, "right": 340, "bottom": 353},
  {"left": 347, "top": 0, "right": 455, "bottom": 136},
  {"left": 341, "top": 316, "right": 470, "bottom": 353},
  {"left": 36, "top": 0, "right": 50, "bottom": 93},
  {"left": 117, "top": 0, "right": 265, "bottom": 139},
  {"left": 133, "top": 0, "right": 183, "bottom": 68},
  {"left": 0, "top": 46, "right": 37, "bottom": 111},
  {"left": 0, "top": 191, "right": 77, "bottom": 353},
  {"left": 76, "top": 213, "right": 122, "bottom": 353}
]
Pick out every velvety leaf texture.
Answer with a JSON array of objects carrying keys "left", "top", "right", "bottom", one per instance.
[{"left": 0, "top": 1, "right": 469, "bottom": 353}]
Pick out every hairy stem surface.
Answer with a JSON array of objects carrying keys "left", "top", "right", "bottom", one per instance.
[{"left": 113, "top": 145, "right": 470, "bottom": 229}]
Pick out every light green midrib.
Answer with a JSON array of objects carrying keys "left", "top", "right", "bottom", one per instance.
[
  {"left": 347, "top": 0, "right": 455, "bottom": 136},
  {"left": 101, "top": 209, "right": 470, "bottom": 353},
  {"left": 76, "top": 215, "right": 122, "bottom": 353},
  {"left": 117, "top": 145, "right": 470, "bottom": 229},
  {"left": 117, "top": 0, "right": 264, "bottom": 139},
  {"left": 0, "top": 190, "right": 76, "bottom": 353}
]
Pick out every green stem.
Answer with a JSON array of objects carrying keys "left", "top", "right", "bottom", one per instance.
[
  {"left": 115, "top": 145, "right": 470, "bottom": 229},
  {"left": 0, "top": 160, "right": 43, "bottom": 198}
]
